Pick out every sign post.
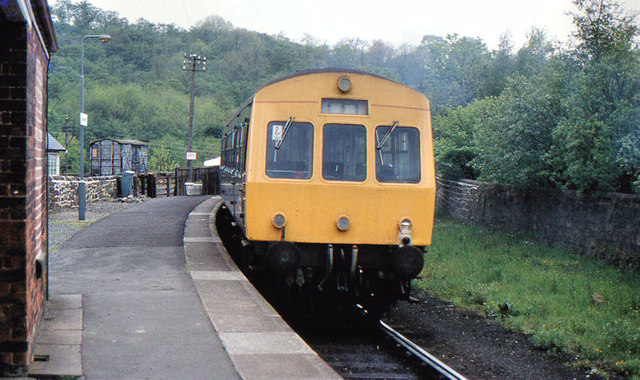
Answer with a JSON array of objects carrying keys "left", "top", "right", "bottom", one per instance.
[
  {"left": 186, "top": 151, "right": 197, "bottom": 183},
  {"left": 78, "top": 112, "right": 88, "bottom": 220}
]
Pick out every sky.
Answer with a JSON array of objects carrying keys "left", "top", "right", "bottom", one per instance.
[{"left": 52, "top": 0, "right": 640, "bottom": 49}]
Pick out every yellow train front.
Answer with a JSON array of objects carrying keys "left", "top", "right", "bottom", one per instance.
[{"left": 219, "top": 69, "right": 435, "bottom": 318}]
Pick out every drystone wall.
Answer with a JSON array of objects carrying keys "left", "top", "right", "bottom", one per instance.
[
  {"left": 436, "top": 176, "right": 640, "bottom": 272},
  {"left": 48, "top": 175, "right": 118, "bottom": 211}
]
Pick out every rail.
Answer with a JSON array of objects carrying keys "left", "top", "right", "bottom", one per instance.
[{"left": 379, "top": 320, "right": 467, "bottom": 380}]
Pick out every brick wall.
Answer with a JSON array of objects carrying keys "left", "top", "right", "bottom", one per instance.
[
  {"left": 0, "top": 14, "right": 50, "bottom": 375},
  {"left": 436, "top": 176, "right": 640, "bottom": 272}
]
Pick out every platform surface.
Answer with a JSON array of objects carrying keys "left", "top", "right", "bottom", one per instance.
[{"left": 39, "top": 195, "right": 338, "bottom": 379}]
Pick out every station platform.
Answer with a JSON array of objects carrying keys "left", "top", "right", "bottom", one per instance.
[{"left": 33, "top": 196, "right": 339, "bottom": 379}]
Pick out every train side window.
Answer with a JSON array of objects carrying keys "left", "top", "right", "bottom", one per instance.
[
  {"left": 322, "top": 124, "right": 366, "bottom": 182},
  {"left": 375, "top": 126, "right": 421, "bottom": 183},
  {"left": 266, "top": 121, "right": 313, "bottom": 179},
  {"left": 221, "top": 134, "right": 228, "bottom": 167}
]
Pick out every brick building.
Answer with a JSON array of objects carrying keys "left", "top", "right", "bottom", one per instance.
[{"left": 0, "top": 0, "right": 57, "bottom": 375}]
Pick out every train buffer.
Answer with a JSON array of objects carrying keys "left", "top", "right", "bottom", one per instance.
[{"left": 31, "top": 196, "right": 339, "bottom": 379}]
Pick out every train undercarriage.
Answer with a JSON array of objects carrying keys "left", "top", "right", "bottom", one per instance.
[{"left": 216, "top": 204, "right": 424, "bottom": 324}]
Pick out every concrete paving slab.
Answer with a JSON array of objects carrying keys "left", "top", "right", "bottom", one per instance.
[
  {"left": 185, "top": 243, "right": 234, "bottom": 271},
  {"left": 193, "top": 279, "right": 280, "bottom": 317},
  {"left": 39, "top": 308, "right": 82, "bottom": 331},
  {"left": 191, "top": 270, "right": 245, "bottom": 281},
  {"left": 28, "top": 295, "right": 83, "bottom": 377},
  {"left": 185, "top": 226, "right": 215, "bottom": 239},
  {"left": 184, "top": 236, "right": 221, "bottom": 243},
  {"left": 208, "top": 310, "right": 292, "bottom": 333},
  {"left": 219, "top": 332, "right": 312, "bottom": 355},
  {"left": 45, "top": 294, "right": 82, "bottom": 309},
  {"left": 29, "top": 344, "right": 82, "bottom": 377},
  {"left": 35, "top": 329, "right": 82, "bottom": 345},
  {"left": 232, "top": 353, "right": 341, "bottom": 380}
]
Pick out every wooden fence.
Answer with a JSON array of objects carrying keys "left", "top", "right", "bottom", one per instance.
[
  {"left": 137, "top": 167, "right": 218, "bottom": 197},
  {"left": 174, "top": 167, "right": 220, "bottom": 196},
  {"left": 138, "top": 172, "right": 175, "bottom": 197}
]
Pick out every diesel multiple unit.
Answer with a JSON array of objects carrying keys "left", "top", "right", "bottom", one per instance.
[{"left": 218, "top": 68, "right": 436, "bottom": 318}]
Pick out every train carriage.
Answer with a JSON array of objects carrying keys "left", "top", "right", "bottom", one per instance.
[{"left": 219, "top": 68, "right": 435, "bottom": 317}]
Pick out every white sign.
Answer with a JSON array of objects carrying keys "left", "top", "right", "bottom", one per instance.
[
  {"left": 272, "top": 124, "right": 283, "bottom": 141},
  {"left": 80, "top": 113, "right": 88, "bottom": 127},
  {"left": 186, "top": 151, "right": 197, "bottom": 161}
]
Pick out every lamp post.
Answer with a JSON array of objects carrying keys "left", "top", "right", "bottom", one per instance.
[{"left": 78, "top": 34, "right": 110, "bottom": 220}]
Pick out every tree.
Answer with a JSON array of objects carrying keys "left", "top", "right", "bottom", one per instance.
[
  {"left": 148, "top": 144, "right": 179, "bottom": 172},
  {"left": 472, "top": 76, "right": 559, "bottom": 188},
  {"left": 571, "top": 0, "right": 638, "bottom": 61},
  {"left": 551, "top": 0, "right": 640, "bottom": 193},
  {"left": 481, "top": 32, "right": 516, "bottom": 97},
  {"left": 515, "top": 28, "right": 554, "bottom": 78},
  {"left": 419, "top": 34, "right": 490, "bottom": 109}
]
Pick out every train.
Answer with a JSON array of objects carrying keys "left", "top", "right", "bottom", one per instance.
[{"left": 216, "top": 68, "right": 436, "bottom": 320}]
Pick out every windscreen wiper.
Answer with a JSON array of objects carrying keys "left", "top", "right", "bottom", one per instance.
[
  {"left": 275, "top": 116, "right": 294, "bottom": 150},
  {"left": 376, "top": 121, "right": 399, "bottom": 150}
]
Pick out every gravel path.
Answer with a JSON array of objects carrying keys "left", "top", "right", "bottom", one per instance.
[{"left": 48, "top": 199, "right": 145, "bottom": 251}]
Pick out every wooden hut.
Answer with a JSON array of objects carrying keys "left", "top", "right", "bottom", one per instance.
[{"left": 90, "top": 138, "right": 148, "bottom": 176}]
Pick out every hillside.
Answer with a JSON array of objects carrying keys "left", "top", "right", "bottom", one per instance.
[{"left": 48, "top": 0, "right": 639, "bottom": 194}]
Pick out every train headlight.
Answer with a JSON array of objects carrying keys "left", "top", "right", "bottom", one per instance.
[
  {"left": 272, "top": 212, "right": 286, "bottom": 229},
  {"left": 338, "top": 77, "right": 352, "bottom": 93},
  {"left": 336, "top": 215, "right": 351, "bottom": 231},
  {"left": 398, "top": 218, "right": 413, "bottom": 246}
]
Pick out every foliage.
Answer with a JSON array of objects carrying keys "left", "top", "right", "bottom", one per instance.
[
  {"left": 419, "top": 217, "right": 640, "bottom": 377},
  {"left": 148, "top": 144, "right": 179, "bottom": 172},
  {"left": 433, "top": 0, "right": 640, "bottom": 194},
  {"left": 472, "top": 75, "right": 559, "bottom": 188},
  {"left": 48, "top": 0, "right": 639, "bottom": 193}
]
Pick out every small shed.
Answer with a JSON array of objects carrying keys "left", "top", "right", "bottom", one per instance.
[
  {"left": 47, "top": 133, "right": 66, "bottom": 176},
  {"left": 90, "top": 138, "right": 148, "bottom": 176}
]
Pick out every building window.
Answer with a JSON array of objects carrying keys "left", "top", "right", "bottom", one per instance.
[{"left": 48, "top": 153, "right": 60, "bottom": 176}]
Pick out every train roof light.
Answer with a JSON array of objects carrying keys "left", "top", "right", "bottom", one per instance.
[{"left": 338, "top": 77, "right": 352, "bottom": 93}]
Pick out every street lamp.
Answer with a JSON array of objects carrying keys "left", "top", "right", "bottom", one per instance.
[{"left": 78, "top": 34, "right": 110, "bottom": 220}]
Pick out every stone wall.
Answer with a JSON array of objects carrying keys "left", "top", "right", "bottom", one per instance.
[
  {"left": 436, "top": 176, "right": 640, "bottom": 272},
  {"left": 48, "top": 175, "right": 118, "bottom": 211}
]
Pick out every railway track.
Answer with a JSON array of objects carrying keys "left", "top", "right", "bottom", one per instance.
[
  {"left": 299, "top": 315, "right": 467, "bottom": 380},
  {"left": 379, "top": 320, "right": 467, "bottom": 380}
]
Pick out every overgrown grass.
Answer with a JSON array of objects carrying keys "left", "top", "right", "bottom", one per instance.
[{"left": 416, "top": 217, "right": 640, "bottom": 378}]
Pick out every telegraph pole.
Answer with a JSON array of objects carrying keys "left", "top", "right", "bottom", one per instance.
[
  {"left": 182, "top": 53, "right": 206, "bottom": 182},
  {"left": 64, "top": 114, "right": 69, "bottom": 174}
]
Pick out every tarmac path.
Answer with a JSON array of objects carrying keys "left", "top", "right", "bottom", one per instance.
[{"left": 49, "top": 196, "right": 240, "bottom": 379}]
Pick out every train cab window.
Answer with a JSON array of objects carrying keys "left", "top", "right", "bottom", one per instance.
[
  {"left": 375, "top": 126, "right": 421, "bottom": 183},
  {"left": 266, "top": 121, "right": 313, "bottom": 179},
  {"left": 322, "top": 124, "right": 366, "bottom": 182}
]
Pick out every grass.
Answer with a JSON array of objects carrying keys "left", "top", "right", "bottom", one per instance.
[{"left": 416, "top": 216, "right": 640, "bottom": 378}]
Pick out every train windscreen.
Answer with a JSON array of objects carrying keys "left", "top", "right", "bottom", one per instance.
[
  {"left": 375, "top": 126, "right": 421, "bottom": 183},
  {"left": 266, "top": 121, "right": 314, "bottom": 179},
  {"left": 322, "top": 124, "right": 367, "bottom": 182}
]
